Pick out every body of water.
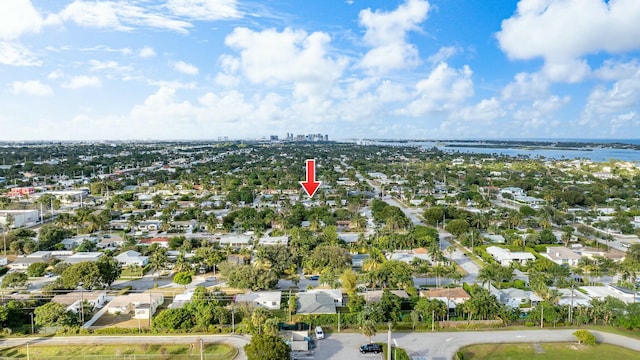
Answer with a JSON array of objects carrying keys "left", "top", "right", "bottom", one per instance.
[{"left": 373, "top": 141, "right": 640, "bottom": 162}]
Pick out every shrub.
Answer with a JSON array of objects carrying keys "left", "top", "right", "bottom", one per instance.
[
  {"left": 455, "top": 351, "right": 464, "bottom": 360},
  {"left": 525, "top": 322, "right": 534, "bottom": 327},
  {"left": 573, "top": 330, "right": 596, "bottom": 345}
]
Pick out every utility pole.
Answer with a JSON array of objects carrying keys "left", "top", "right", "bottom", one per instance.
[
  {"left": 540, "top": 305, "right": 544, "bottom": 328},
  {"left": 30, "top": 313, "right": 34, "bottom": 334},
  {"left": 200, "top": 337, "right": 204, "bottom": 360},
  {"left": 387, "top": 322, "right": 392, "bottom": 360},
  {"left": 432, "top": 309, "right": 435, "bottom": 332}
]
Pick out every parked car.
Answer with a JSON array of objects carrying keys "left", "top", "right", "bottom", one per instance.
[
  {"left": 205, "top": 276, "right": 217, "bottom": 282},
  {"left": 315, "top": 326, "right": 324, "bottom": 339},
  {"left": 309, "top": 275, "right": 320, "bottom": 281},
  {"left": 360, "top": 343, "right": 382, "bottom": 354}
]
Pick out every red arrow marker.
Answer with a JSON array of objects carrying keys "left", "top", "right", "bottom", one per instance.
[{"left": 300, "top": 159, "right": 321, "bottom": 198}]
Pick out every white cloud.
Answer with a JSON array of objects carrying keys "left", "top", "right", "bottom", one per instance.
[
  {"left": 48, "top": 70, "right": 64, "bottom": 80},
  {"left": 501, "top": 71, "right": 550, "bottom": 101},
  {"left": 0, "top": 0, "right": 42, "bottom": 40},
  {"left": 427, "top": 46, "right": 459, "bottom": 64},
  {"left": 88, "top": 59, "right": 133, "bottom": 74},
  {"left": 0, "top": 41, "right": 41, "bottom": 66},
  {"left": 139, "top": 46, "right": 156, "bottom": 58},
  {"left": 223, "top": 27, "right": 348, "bottom": 98},
  {"left": 399, "top": 62, "right": 474, "bottom": 116},
  {"left": 165, "top": 0, "right": 241, "bottom": 21},
  {"left": 9, "top": 80, "right": 53, "bottom": 96},
  {"left": 594, "top": 60, "right": 640, "bottom": 81},
  {"left": 455, "top": 98, "right": 505, "bottom": 123},
  {"left": 496, "top": 0, "right": 640, "bottom": 82},
  {"left": 580, "top": 68, "right": 640, "bottom": 128},
  {"left": 172, "top": 60, "right": 199, "bottom": 75},
  {"left": 358, "top": 0, "right": 430, "bottom": 74},
  {"left": 63, "top": 75, "right": 102, "bottom": 89},
  {"left": 513, "top": 95, "right": 570, "bottom": 129},
  {"left": 59, "top": 0, "right": 193, "bottom": 34}
]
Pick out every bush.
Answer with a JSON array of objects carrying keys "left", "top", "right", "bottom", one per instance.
[
  {"left": 455, "top": 351, "right": 464, "bottom": 360},
  {"left": 573, "top": 330, "right": 597, "bottom": 345},
  {"left": 525, "top": 322, "right": 535, "bottom": 327}
]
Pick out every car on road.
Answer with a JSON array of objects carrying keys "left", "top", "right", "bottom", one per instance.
[
  {"left": 44, "top": 272, "right": 54, "bottom": 278},
  {"left": 360, "top": 343, "right": 382, "bottom": 354},
  {"left": 622, "top": 242, "right": 631, "bottom": 248},
  {"left": 205, "top": 276, "right": 217, "bottom": 282},
  {"left": 309, "top": 275, "right": 320, "bottom": 281},
  {"left": 315, "top": 326, "right": 324, "bottom": 339}
]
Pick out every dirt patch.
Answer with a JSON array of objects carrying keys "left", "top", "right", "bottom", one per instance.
[
  {"left": 91, "top": 312, "right": 146, "bottom": 328},
  {"left": 533, "top": 343, "right": 545, "bottom": 354}
]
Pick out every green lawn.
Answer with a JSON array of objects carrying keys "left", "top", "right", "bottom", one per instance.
[
  {"left": 0, "top": 343, "right": 237, "bottom": 359},
  {"left": 461, "top": 342, "right": 640, "bottom": 360}
]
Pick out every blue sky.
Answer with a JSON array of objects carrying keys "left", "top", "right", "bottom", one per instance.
[{"left": 1, "top": 0, "right": 640, "bottom": 141}]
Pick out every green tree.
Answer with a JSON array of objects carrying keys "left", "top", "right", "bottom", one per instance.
[
  {"left": 1, "top": 272, "right": 28, "bottom": 289},
  {"left": 445, "top": 219, "right": 470, "bottom": 237},
  {"left": 244, "top": 334, "right": 291, "bottom": 360},
  {"left": 423, "top": 207, "right": 445, "bottom": 226},
  {"left": 96, "top": 255, "right": 122, "bottom": 288},
  {"left": 362, "top": 319, "right": 377, "bottom": 342},
  {"left": 34, "top": 302, "right": 75, "bottom": 327},
  {"left": 27, "top": 262, "right": 49, "bottom": 277},
  {"left": 173, "top": 271, "right": 193, "bottom": 288},
  {"left": 340, "top": 268, "right": 358, "bottom": 295},
  {"left": 61, "top": 262, "right": 101, "bottom": 289}
]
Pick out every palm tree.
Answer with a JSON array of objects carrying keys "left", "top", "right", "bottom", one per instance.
[
  {"left": 477, "top": 265, "right": 497, "bottom": 290},
  {"left": 149, "top": 247, "right": 168, "bottom": 279},
  {"left": 362, "top": 319, "right": 377, "bottom": 342}
]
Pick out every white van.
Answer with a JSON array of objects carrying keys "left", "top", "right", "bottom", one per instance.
[{"left": 315, "top": 326, "right": 324, "bottom": 339}]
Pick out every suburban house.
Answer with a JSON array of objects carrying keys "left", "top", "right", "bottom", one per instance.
[
  {"left": 98, "top": 235, "right": 126, "bottom": 249},
  {"left": 492, "top": 288, "right": 542, "bottom": 309},
  {"left": 306, "top": 289, "right": 343, "bottom": 306},
  {"left": 486, "top": 246, "right": 536, "bottom": 266},
  {"left": 234, "top": 291, "right": 282, "bottom": 310},
  {"left": 115, "top": 250, "right": 149, "bottom": 267},
  {"left": 60, "top": 235, "right": 99, "bottom": 250},
  {"left": 9, "top": 251, "right": 53, "bottom": 270},
  {"left": 52, "top": 290, "right": 108, "bottom": 313},
  {"left": 61, "top": 252, "right": 103, "bottom": 264},
  {"left": 257, "top": 236, "right": 289, "bottom": 246},
  {"left": 137, "top": 220, "right": 161, "bottom": 231},
  {"left": 215, "top": 234, "right": 252, "bottom": 248},
  {"left": 582, "top": 285, "right": 640, "bottom": 304},
  {"left": 169, "top": 290, "right": 194, "bottom": 309},
  {"left": 420, "top": 288, "right": 471, "bottom": 309},
  {"left": 107, "top": 293, "right": 164, "bottom": 319},
  {"left": 138, "top": 237, "right": 170, "bottom": 247},
  {"left": 542, "top": 246, "right": 581, "bottom": 266},
  {"left": 364, "top": 290, "right": 409, "bottom": 303},
  {"left": 296, "top": 292, "right": 336, "bottom": 315}
]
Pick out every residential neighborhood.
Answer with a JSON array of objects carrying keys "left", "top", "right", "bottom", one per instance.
[{"left": 0, "top": 140, "right": 639, "bottom": 359}]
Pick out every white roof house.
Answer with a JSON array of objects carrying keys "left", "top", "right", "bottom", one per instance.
[
  {"left": 115, "top": 250, "right": 149, "bottom": 267},
  {"left": 492, "top": 288, "right": 542, "bottom": 309},
  {"left": 257, "top": 236, "right": 288, "bottom": 246},
  {"left": 107, "top": 293, "right": 164, "bottom": 319},
  {"left": 306, "top": 289, "right": 343, "bottom": 306},
  {"left": 61, "top": 252, "right": 103, "bottom": 264},
  {"left": 486, "top": 246, "right": 536, "bottom": 266},
  {"left": 235, "top": 291, "right": 282, "bottom": 310},
  {"left": 542, "top": 246, "right": 581, "bottom": 267}
]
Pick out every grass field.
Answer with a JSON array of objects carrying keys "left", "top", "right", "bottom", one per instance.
[
  {"left": 0, "top": 343, "right": 237, "bottom": 359},
  {"left": 460, "top": 342, "right": 640, "bottom": 359}
]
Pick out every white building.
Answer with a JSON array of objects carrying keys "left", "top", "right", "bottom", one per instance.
[
  {"left": 115, "top": 250, "right": 149, "bottom": 267},
  {"left": 542, "top": 246, "right": 581, "bottom": 267},
  {"left": 0, "top": 209, "right": 40, "bottom": 228},
  {"left": 486, "top": 246, "right": 536, "bottom": 266},
  {"left": 107, "top": 293, "right": 164, "bottom": 319},
  {"left": 235, "top": 291, "right": 282, "bottom": 310}
]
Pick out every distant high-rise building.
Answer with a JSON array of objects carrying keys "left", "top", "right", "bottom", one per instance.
[{"left": 270, "top": 135, "right": 278, "bottom": 141}]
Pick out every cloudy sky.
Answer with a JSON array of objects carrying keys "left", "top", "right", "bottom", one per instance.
[{"left": 1, "top": 0, "right": 640, "bottom": 141}]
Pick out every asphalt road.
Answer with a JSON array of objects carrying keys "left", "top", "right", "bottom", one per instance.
[
  {"left": 5, "top": 329, "right": 640, "bottom": 360},
  {"left": 316, "top": 329, "right": 640, "bottom": 360}
]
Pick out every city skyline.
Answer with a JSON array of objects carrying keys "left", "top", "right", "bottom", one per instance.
[{"left": 1, "top": 0, "right": 640, "bottom": 141}]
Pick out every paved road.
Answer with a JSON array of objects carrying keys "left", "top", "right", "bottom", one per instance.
[
  {"left": 316, "top": 329, "right": 640, "bottom": 360},
  {"left": 4, "top": 329, "right": 640, "bottom": 360},
  {"left": 0, "top": 335, "right": 250, "bottom": 360}
]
